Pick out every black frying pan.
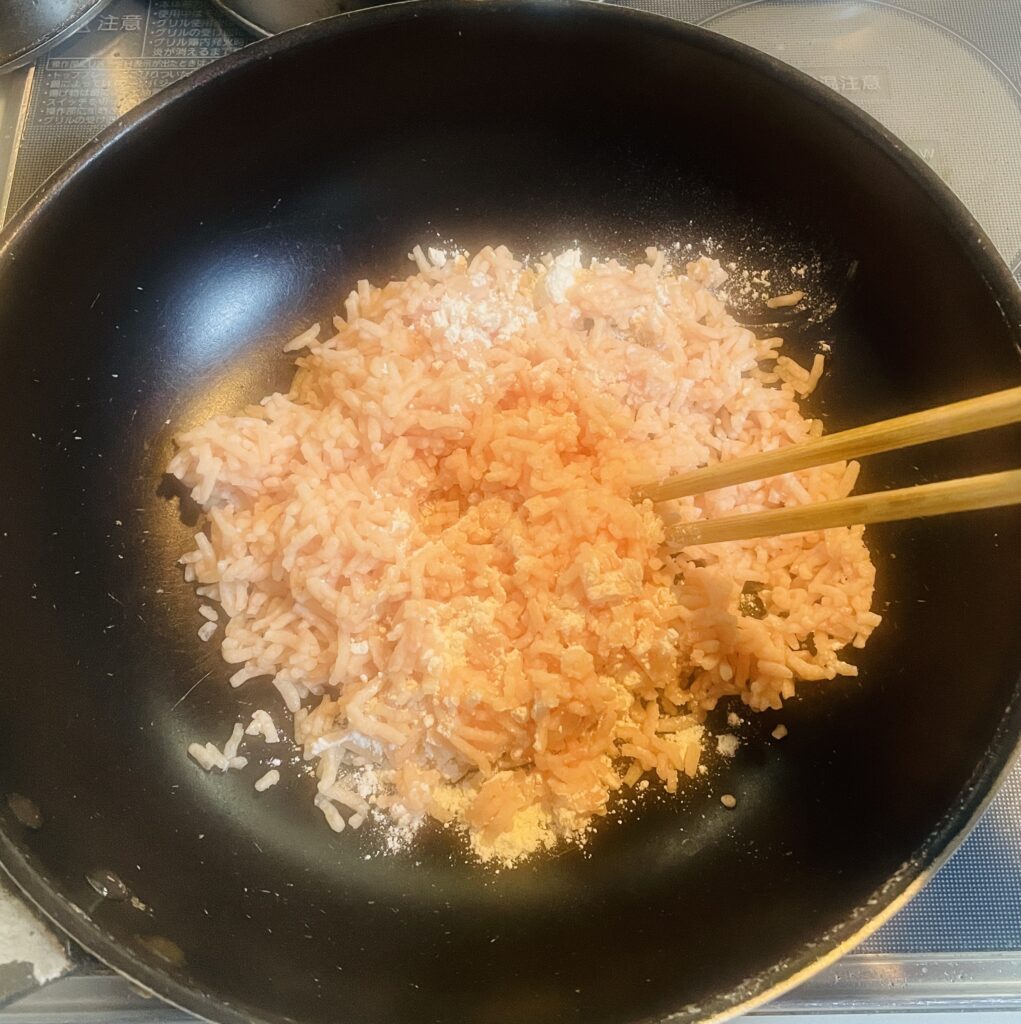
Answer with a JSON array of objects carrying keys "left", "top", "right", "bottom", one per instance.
[{"left": 1, "top": 4, "right": 1020, "bottom": 1023}]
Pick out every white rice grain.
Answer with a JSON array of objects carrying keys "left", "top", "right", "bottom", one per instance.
[
  {"left": 283, "top": 323, "right": 321, "bottom": 352},
  {"left": 203, "top": 742, "right": 229, "bottom": 772},
  {"left": 222, "top": 723, "right": 245, "bottom": 761},
  {"left": 188, "top": 743, "right": 216, "bottom": 771},
  {"left": 246, "top": 710, "right": 280, "bottom": 744},
  {"left": 273, "top": 677, "right": 302, "bottom": 713},
  {"left": 315, "top": 796, "right": 346, "bottom": 833}
]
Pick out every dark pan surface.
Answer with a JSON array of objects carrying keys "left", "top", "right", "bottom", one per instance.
[{"left": 1, "top": 3, "right": 1020, "bottom": 1023}]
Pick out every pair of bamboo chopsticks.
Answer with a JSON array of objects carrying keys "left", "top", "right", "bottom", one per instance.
[{"left": 636, "top": 385, "right": 1021, "bottom": 547}]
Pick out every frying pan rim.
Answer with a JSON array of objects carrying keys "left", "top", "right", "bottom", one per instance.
[
  {"left": 208, "top": 0, "right": 275, "bottom": 38},
  {"left": 1, "top": 2, "right": 1020, "bottom": 1022}
]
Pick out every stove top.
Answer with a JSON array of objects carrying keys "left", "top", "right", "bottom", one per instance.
[{"left": 1, "top": 1, "right": 1020, "bottom": 1017}]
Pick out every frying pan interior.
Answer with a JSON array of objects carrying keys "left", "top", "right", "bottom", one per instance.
[{"left": 1, "top": 4, "right": 1020, "bottom": 1024}]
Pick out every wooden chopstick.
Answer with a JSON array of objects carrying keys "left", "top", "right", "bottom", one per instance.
[
  {"left": 638, "top": 385, "right": 1021, "bottom": 504},
  {"left": 667, "top": 468, "right": 1021, "bottom": 547}
]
